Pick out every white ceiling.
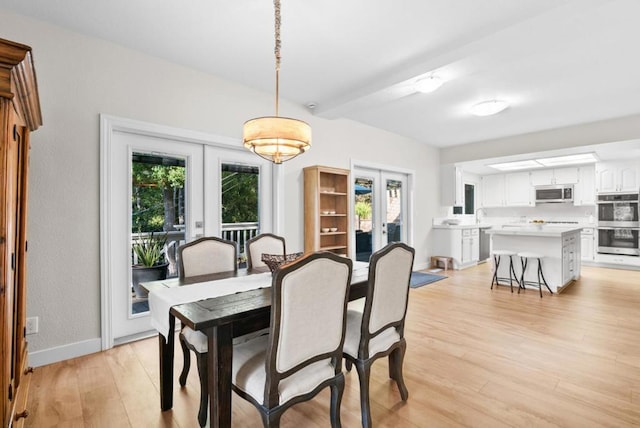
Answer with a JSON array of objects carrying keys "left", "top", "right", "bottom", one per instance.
[{"left": 2, "top": 0, "right": 640, "bottom": 148}]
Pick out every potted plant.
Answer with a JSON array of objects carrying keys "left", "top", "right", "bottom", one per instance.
[{"left": 131, "top": 231, "right": 169, "bottom": 298}]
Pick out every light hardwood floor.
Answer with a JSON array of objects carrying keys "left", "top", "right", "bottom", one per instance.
[{"left": 25, "top": 264, "right": 640, "bottom": 427}]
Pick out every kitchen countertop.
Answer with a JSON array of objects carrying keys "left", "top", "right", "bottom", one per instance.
[
  {"left": 432, "top": 223, "right": 493, "bottom": 230},
  {"left": 486, "top": 226, "right": 583, "bottom": 237}
]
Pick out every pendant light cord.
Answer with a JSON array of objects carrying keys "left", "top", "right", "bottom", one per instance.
[{"left": 274, "top": 0, "right": 281, "bottom": 116}]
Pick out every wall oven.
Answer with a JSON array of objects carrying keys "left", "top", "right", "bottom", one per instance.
[
  {"left": 597, "top": 192, "right": 640, "bottom": 256},
  {"left": 597, "top": 227, "right": 640, "bottom": 256},
  {"left": 597, "top": 192, "right": 639, "bottom": 227}
]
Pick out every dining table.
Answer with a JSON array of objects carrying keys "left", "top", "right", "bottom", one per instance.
[{"left": 142, "top": 262, "right": 370, "bottom": 428}]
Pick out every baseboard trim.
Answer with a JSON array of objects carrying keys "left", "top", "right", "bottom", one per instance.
[
  {"left": 414, "top": 261, "right": 429, "bottom": 271},
  {"left": 28, "top": 338, "right": 102, "bottom": 368}
]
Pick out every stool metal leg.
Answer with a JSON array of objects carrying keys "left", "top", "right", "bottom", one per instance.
[
  {"left": 508, "top": 256, "right": 514, "bottom": 293},
  {"left": 491, "top": 255, "right": 501, "bottom": 289},
  {"left": 518, "top": 257, "right": 528, "bottom": 294},
  {"left": 509, "top": 256, "right": 521, "bottom": 291},
  {"left": 537, "top": 258, "right": 553, "bottom": 295}
]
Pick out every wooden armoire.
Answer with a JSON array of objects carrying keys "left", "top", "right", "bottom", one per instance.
[{"left": 0, "top": 38, "right": 42, "bottom": 427}]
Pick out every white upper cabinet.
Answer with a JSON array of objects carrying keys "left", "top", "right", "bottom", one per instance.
[
  {"left": 481, "top": 174, "right": 505, "bottom": 207},
  {"left": 574, "top": 165, "right": 596, "bottom": 205},
  {"left": 440, "top": 164, "right": 464, "bottom": 206},
  {"left": 531, "top": 167, "right": 578, "bottom": 186},
  {"left": 596, "top": 160, "right": 640, "bottom": 193},
  {"left": 504, "top": 171, "right": 533, "bottom": 206}
]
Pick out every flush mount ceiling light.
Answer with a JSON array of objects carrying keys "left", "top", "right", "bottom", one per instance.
[
  {"left": 487, "top": 160, "right": 544, "bottom": 171},
  {"left": 242, "top": 0, "right": 311, "bottom": 164},
  {"left": 488, "top": 152, "right": 599, "bottom": 171},
  {"left": 470, "top": 99, "right": 509, "bottom": 116},
  {"left": 414, "top": 75, "right": 444, "bottom": 94},
  {"left": 536, "top": 153, "right": 598, "bottom": 166}
]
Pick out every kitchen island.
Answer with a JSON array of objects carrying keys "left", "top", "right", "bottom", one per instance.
[{"left": 486, "top": 226, "right": 582, "bottom": 293}]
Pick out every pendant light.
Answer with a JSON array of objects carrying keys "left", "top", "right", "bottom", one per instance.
[{"left": 243, "top": 0, "right": 311, "bottom": 164}]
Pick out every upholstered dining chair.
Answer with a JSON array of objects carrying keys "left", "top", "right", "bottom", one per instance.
[
  {"left": 245, "top": 233, "right": 286, "bottom": 271},
  {"left": 232, "top": 252, "right": 353, "bottom": 427},
  {"left": 343, "top": 242, "right": 415, "bottom": 428},
  {"left": 176, "top": 236, "right": 237, "bottom": 427}
]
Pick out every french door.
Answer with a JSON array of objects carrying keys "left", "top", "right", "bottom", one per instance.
[
  {"left": 353, "top": 167, "right": 410, "bottom": 262},
  {"left": 101, "top": 116, "right": 273, "bottom": 348}
]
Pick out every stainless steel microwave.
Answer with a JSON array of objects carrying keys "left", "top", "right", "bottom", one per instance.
[{"left": 535, "top": 185, "right": 573, "bottom": 204}]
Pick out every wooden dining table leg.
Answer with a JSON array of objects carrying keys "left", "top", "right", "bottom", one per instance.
[
  {"left": 207, "top": 323, "right": 233, "bottom": 428},
  {"left": 159, "top": 315, "right": 176, "bottom": 410}
]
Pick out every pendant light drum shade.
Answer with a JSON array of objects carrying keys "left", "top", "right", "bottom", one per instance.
[{"left": 243, "top": 116, "right": 311, "bottom": 164}]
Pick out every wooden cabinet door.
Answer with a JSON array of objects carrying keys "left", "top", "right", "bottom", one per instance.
[
  {"left": 575, "top": 165, "right": 596, "bottom": 206},
  {"left": 1, "top": 106, "right": 20, "bottom": 426},
  {"left": 618, "top": 164, "right": 639, "bottom": 192},
  {"left": 553, "top": 167, "right": 578, "bottom": 184},
  {"left": 481, "top": 175, "right": 504, "bottom": 207},
  {"left": 531, "top": 169, "right": 554, "bottom": 186},
  {"left": 505, "top": 172, "right": 532, "bottom": 206}
]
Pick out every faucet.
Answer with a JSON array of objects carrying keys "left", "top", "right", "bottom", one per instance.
[{"left": 475, "top": 208, "right": 486, "bottom": 224}]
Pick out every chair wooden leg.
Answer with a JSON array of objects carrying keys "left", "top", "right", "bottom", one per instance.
[
  {"left": 389, "top": 342, "right": 409, "bottom": 401},
  {"left": 355, "top": 360, "right": 373, "bottom": 428},
  {"left": 178, "top": 335, "right": 190, "bottom": 387},
  {"left": 345, "top": 358, "right": 353, "bottom": 372},
  {"left": 261, "top": 410, "right": 282, "bottom": 428},
  {"left": 330, "top": 373, "right": 345, "bottom": 428},
  {"left": 196, "top": 352, "right": 208, "bottom": 428}
]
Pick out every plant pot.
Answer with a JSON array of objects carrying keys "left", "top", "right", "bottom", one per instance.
[{"left": 131, "top": 263, "right": 169, "bottom": 298}]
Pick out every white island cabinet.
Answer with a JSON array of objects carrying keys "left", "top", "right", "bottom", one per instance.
[{"left": 486, "top": 227, "right": 582, "bottom": 293}]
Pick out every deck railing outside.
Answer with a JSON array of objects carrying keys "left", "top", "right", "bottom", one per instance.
[{"left": 131, "top": 222, "right": 259, "bottom": 276}]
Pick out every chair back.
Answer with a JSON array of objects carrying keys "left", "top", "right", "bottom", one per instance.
[
  {"left": 264, "top": 252, "right": 352, "bottom": 406},
  {"left": 178, "top": 236, "right": 237, "bottom": 279},
  {"left": 360, "top": 242, "right": 414, "bottom": 344},
  {"left": 245, "top": 233, "right": 286, "bottom": 271}
]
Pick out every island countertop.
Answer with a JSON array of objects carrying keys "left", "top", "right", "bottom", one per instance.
[
  {"left": 486, "top": 226, "right": 583, "bottom": 238},
  {"left": 489, "top": 227, "right": 581, "bottom": 293}
]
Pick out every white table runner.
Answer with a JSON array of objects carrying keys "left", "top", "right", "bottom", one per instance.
[
  {"left": 149, "top": 272, "right": 272, "bottom": 339},
  {"left": 149, "top": 261, "right": 369, "bottom": 340}
]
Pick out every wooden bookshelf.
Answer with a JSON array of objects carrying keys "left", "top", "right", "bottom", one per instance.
[{"left": 304, "top": 165, "right": 351, "bottom": 256}]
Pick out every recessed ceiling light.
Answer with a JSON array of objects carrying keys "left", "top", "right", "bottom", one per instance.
[
  {"left": 470, "top": 100, "right": 509, "bottom": 116},
  {"left": 414, "top": 76, "right": 444, "bottom": 94}
]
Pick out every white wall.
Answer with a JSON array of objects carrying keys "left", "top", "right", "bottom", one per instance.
[
  {"left": 440, "top": 114, "right": 640, "bottom": 165},
  {"left": 0, "top": 10, "right": 439, "bottom": 357}
]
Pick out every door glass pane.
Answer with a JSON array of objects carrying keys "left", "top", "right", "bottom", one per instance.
[
  {"left": 221, "top": 163, "right": 260, "bottom": 268},
  {"left": 354, "top": 178, "right": 373, "bottom": 262},
  {"left": 131, "top": 153, "right": 186, "bottom": 315},
  {"left": 464, "top": 184, "right": 475, "bottom": 214},
  {"left": 386, "top": 179, "right": 402, "bottom": 244}
]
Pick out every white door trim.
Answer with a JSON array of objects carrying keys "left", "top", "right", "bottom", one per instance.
[
  {"left": 350, "top": 159, "right": 415, "bottom": 257},
  {"left": 99, "top": 114, "right": 280, "bottom": 350}
]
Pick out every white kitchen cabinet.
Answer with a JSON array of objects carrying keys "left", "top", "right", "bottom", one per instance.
[
  {"left": 574, "top": 165, "right": 596, "bottom": 205},
  {"left": 531, "top": 167, "right": 578, "bottom": 186},
  {"left": 461, "top": 229, "right": 479, "bottom": 263},
  {"left": 432, "top": 227, "right": 479, "bottom": 269},
  {"left": 440, "top": 164, "right": 463, "bottom": 206},
  {"left": 596, "top": 160, "right": 640, "bottom": 193},
  {"left": 562, "top": 234, "right": 578, "bottom": 284},
  {"left": 580, "top": 228, "right": 594, "bottom": 261},
  {"left": 481, "top": 174, "right": 505, "bottom": 207},
  {"left": 504, "top": 171, "right": 533, "bottom": 206}
]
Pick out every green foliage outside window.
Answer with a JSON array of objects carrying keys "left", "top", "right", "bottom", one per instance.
[
  {"left": 221, "top": 170, "right": 259, "bottom": 223},
  {"left": 132, "top": 161, "right": 185, "bottom": 233}
]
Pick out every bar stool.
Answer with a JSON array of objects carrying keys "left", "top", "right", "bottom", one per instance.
[
  {"left": 490, "top": 250, "right": 520, "bottom": 292},
  {"left": 517, "top": 252, "right": 553, "bottom": 298}
]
